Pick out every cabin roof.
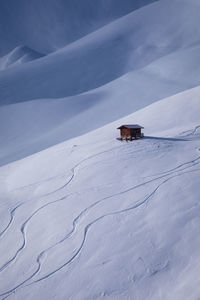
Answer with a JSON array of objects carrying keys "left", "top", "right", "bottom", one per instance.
[{"left": 117, "top": 124, "right": 144, "bottom": 129}]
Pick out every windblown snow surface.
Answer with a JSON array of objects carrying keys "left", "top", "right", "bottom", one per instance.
[{"left": 1, "top": 0, "right": 200, "bottom": 299}]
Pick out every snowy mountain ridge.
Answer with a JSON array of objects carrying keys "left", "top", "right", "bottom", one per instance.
[
  {"left": 0, "top": 0, "right": 158, "bottom": 57},
  {"left": 0, "top": 46, "right": 44, "bottom": 71},
  {"left": 1, "top": 0, "right": 200, "bottom": 105},
  {"left": 1, "top": 0, "right": 200, "bottom": 166}
]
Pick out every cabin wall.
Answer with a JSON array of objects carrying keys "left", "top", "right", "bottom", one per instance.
[
  {"left": 119, "top": 127, "right": 143, "bottom": 140},
  {"left": 120, "top": 128, "right": 131, "bottom": 139},
  {"left": 131, "top": 128, "right": 141, "bottom": 137}
]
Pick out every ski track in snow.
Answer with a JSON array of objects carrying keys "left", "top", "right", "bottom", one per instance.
[
  {"left": 1, "top": 127, "right": 198, "bottom": 242},
  {"left": 11, "top": 173, "right": 67, "bottom": 193},
  {"left": 180, "top": 125, "right": 200, "bottom": 137},
  {"left": 1, "top": 136, "right": 200, "bottom": 275},
  {"left": 143, "top": 128, "right": 200, "bottom": 178},
  {"left": 0, "top": 144, "right": 123, "bottom": 251},
  {"left": 0, "top": 204, "right": 23, "bottom": 238},
  {"left": 0, "top": 195, "right": 70, "bottom": 273},
  {"left": 142, "top": 153, "right": 200, "bottom": 178},
  {"left": 0, "top": 130, "right": 200, "bottom": 299},
  {"left": 2, "top": 166, "right": 200, "bottom": 299},
  {"left": 11, "top": 144, "right": 124, "bottom": 197},
  {"left": 0, "top": 144, "right": 126, "bottom": 273}
]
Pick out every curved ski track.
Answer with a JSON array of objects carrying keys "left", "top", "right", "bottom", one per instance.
[
  {"left": 0, "top": 204, "right": 22, "bottom": 238},
  {"left": 1, "top": 143, "right": 200, "bottom": 276},
  {"left": 2, "top": 166, "right": 200, "bottom": 299},
  {"left": 0, "top": 144, "right": 124, "bottom": 254}
]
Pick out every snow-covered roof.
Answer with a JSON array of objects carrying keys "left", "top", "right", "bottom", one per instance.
[{"left": 117, "top": 124, "right": 144, "bottom": 129}]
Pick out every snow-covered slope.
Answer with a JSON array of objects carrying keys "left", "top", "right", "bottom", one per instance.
[
  {"left": 1, "top": 44, "right": 200, "bottom": 166},
  {"left": 0, "top": 86, "right": 200, "bottom": 299},
  {"left": 1, "top": 0, "right": 200, "bottom": 299},
  {"left": 1, "top": 0, "right": 200, "bottom": 165},
  {"left": 0, "top": 46, "right": 44, "bottom": 71},
  {"left": 0, "top": 0, "right": 156, "bottom": 56},
  {"left": 1, "top": 0, "right": 200, "bottom": 105}
]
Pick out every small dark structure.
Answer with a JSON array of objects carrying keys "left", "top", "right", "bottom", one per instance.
[{"left": 117, "top": 124, "right": 144, "bottom": 140}]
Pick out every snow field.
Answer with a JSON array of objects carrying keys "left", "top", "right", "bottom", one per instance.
[{"left": 0, "top": 87, "right": 200, "bottom": 299}]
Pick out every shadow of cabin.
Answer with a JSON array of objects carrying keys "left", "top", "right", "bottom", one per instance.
[{"left": 117, "top": 125, "right": 144, "bottom": 140}]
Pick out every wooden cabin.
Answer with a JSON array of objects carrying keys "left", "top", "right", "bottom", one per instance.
[{"left": 117, "top": 124, "right": 144, "bottom": 140}]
